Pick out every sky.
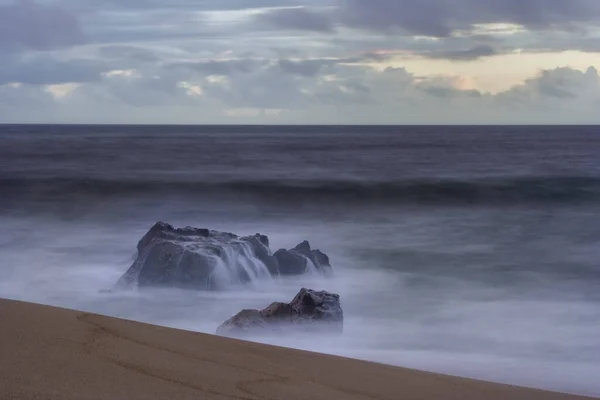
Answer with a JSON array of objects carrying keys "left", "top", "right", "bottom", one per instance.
[{"left": 1, "top": 0, "right": 600, "bottom": 124}]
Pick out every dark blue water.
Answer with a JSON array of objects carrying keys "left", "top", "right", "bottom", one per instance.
[{"left": 1, "top": 125, "right": 599, "bottom": 396}]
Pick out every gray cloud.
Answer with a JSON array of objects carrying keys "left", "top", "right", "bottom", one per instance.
[
  {"left": 423, "top": 45, "right": 498, "bottom": 61},
  {"left": 168, "top": 54, "right": 380, "bottom": 80},
  {"left": 83, "top": 74, "right": 196, "bottom": 108},
  {"left": 338, "top": 0, "right": 600, "bottom": 37},
  {"left": 96, "top": 45, "right": 161, "bottom": 63},
  {"left": 276, "top": 52, "right": 396, "bottom": 76},
  {"left": 0, "top": 55, "right": 108, "bottom": 85},
  {"left": 169, "top": 59, "right": 269, "bottom": 76},
  {"left": 0, "top": 84, "right": 58, "bottom": 117},
  {"left": 0, "top": 0, "right": 85, "bottom": 51},
  {"left": 2, "top": 61, "right": 599, "bottom": 124},
  {"left": 278, "top": 59, "right": 327, "bottom": 77},
  {"left": 421, "top": 86, "right": 482, "bottom": 99},
  {"left": 499, "top": 66, "right": 599, "bottom": 103},
  {"left": 1, "top": 0, "right": 600, "bottom": 124},
  {"left": 67, "top": 0, "right": 298, "bottom": 12},
  {"left": 253, "top": 7, "right": 334, "bottom": 32}
]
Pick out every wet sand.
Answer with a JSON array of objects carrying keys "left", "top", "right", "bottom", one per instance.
[{"left": 0, "top": 298, "right": 593, "bottom": 400}]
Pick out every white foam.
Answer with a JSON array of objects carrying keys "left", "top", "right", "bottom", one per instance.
[{"left": 1, "top": 216, "right": 599, "bottom": 397}]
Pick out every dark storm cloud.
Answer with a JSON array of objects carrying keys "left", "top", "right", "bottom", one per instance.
[
  {"left": 338, "top": 0, "right": 600, "bottom": 36},
  {"left": 0, "top": 0, "right": 85, "bottom": 51},
  {"left": 253, "top": 7, "right": 334, "bottom": 32}
]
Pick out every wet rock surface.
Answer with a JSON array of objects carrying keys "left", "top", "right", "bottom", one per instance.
[
  {"left": 116, "top": 222, "right": 333, "bottom": 290},
  {"left": 216, "top": 288, "right": 343, "bottom": 337}
]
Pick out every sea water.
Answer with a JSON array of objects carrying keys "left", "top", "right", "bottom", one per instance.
[{"left": 1, "top": 125, "right": 599, "bottom": 396}]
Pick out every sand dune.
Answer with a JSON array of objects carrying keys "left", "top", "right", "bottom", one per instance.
[{"left": 0, "top": 298, "right": 593, "bottom": 400}]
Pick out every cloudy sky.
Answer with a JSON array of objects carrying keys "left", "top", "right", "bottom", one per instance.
[{"left": 1, "top": 0, "right": 600, "bottom": 124}]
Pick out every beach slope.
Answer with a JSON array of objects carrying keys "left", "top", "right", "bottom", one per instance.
[{"left": 0, "top": 298, "right": 593, "bottom": 400}]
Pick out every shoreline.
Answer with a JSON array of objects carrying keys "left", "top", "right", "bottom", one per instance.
[{"left": 1, "top": 297, "right": 596, "bottom": 400}]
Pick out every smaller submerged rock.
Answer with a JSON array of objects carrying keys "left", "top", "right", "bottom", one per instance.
[{"left": 216, "top": 288, "right": 343, "bottom": 337}]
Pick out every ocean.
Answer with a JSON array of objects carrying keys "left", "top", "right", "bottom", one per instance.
[{"left": 1, "top": 124, "right": 599, "bottom": 396}]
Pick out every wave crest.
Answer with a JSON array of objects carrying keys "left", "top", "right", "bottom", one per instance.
[{"left": 3, "top": 175, "right": 600, "bottom": 205}]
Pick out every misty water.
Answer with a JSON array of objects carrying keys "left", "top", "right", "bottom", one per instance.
[{"left": 1, "top": 125, "right": 599, "bottom": 397}]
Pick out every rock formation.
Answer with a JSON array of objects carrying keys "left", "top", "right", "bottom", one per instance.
[
  {"left": 216, "top": 288, "right": 343, "bottom": 337},
  {"left": 116, "top": 222, "right": 332, "bottom": 290}
]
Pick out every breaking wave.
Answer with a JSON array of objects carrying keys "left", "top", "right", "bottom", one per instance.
[{"left": 3, "top": 175, "right": 600, "bottom": 205}]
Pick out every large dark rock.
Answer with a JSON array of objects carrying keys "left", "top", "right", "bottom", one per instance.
[
  {"left": 116, "top": 222, "right": 333, "bottom": 290},
  {"left": 216, "top": 288, "right": 343, "bottom": 337}
]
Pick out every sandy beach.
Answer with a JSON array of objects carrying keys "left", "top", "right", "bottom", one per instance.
[{"left": 0, "top": 298, "right": 594, "bottom": 400}]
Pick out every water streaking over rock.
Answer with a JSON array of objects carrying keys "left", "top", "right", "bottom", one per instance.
[{"left": 117, "top": 222, "right": 333, "bottom": 290}]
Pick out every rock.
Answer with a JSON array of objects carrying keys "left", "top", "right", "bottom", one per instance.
[
  {"left": 273, "top": 241, "right": 333, "bottom": 276},
  {"left": 216, "top": 288, "right": 343, "bottom": 337},
  {"left": 116, "top": 222, "right": 333, "bottom": 290},
  {"left": 273, "top": 248, "right": 307, "bottom": 275}
]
